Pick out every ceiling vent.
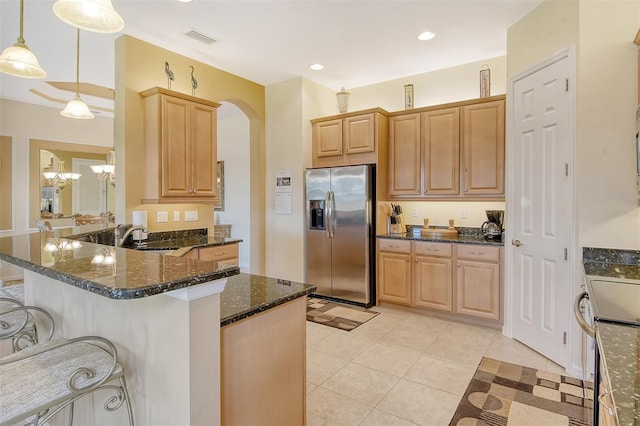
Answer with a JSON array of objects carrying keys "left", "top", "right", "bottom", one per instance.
[{"left": 185, "top": 29, "right": 217, "bottom": 45}]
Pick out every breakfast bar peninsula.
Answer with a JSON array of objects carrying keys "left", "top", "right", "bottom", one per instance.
[{"left": 0, "top": 228, "right": 315, "bottom": 425}]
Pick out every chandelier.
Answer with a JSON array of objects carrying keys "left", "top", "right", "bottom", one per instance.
[
  {"left": 42, "top": 160, "right": 81, "bottom": 188},
  {"left": 90, "top": 150, "right": 115, "bottom": 186}
]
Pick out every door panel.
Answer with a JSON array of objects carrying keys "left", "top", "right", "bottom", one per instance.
[
  {"left": 330, "top": 165, "right": 370, "bottom": 304},
  {"left": 305, "top": 168, "right": 332, "bottom": 297},
  {"left": 510, "top": 55, "right": 572, "bottom": 366}
]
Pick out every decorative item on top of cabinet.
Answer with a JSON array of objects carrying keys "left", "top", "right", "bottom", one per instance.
[
  {"left": 336, "top": 87, "right": 350, "bottom": 113},
  {"left": 388, "top": 95, "right": 505, "bottom": 200},
  {"left": 139, "top": 87, "right": 220, "bottom": 204},
  {"left": 311, "top": 108, "right": 389, "bottom": 168}
]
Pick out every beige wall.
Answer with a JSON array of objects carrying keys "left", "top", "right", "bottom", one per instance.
[
  {"left": 0, "top": 98, "right": 114, "bottom": 234},
  {"left": 115, "top": 35, "right": 266, "bottom": 272}
]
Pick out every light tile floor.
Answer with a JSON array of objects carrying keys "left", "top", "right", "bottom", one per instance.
[{"left": 306, "top": 303, "right": 568, "bottom": 426}]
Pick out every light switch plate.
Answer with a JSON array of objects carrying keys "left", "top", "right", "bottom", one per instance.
[
  {"left": 412, "top": 208, "right": 418, "bottom": 217},
  {"left": 185, "top": 211, "right": 198, "bottom": 222},
  {"left": 173, "top": 211, "right": 180, "bottom": 221},
  {"left": 460, "top": 209, "right": 467, "bottom": 219},
  {"left": 157, "top": 211, "right": 168, "bottom": 223}
]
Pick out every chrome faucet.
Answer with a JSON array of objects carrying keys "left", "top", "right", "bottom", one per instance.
[{"left": 115, "top": 224, "right": 148, "bottom": 247}]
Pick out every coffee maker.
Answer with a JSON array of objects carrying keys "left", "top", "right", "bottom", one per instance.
[{"left": 481, "top": 210, "right": 504, "bottom": 240}]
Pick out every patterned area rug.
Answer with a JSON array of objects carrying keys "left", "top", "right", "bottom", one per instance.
[
  {"left": 306, "top": 298, "right": 379, "bottom": 331},
  {"left": 450, "top": 357, "right": 593, "bottom": 426}
]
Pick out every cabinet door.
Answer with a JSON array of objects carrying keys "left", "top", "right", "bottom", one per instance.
[
  {"left": 191, "top": 104, "right": 218, "bottom": 197},
  {"left": 161, "top": 96, "right": 191, "bottom": 197},
  {"left": 422, "top": 108, "right": 460, "bottom": 195},
  {"left": 389, "top": 113, "right": 421, "bottom": 196},
  {"left": 414, "top": 255, "right": 452, "bottom": 311},
  {"left": 378, "top": 251, "right": 411, "bottom": 305},
  {"left": 314, "top": 119, "right": 343, "bottom": 157},
  {"left": 344, "top": 113, "right": 375, "bottom": 154},
  {"left": 461, "top": 100, "right": 505, "bottom": 195},
  {"left": 455, "top": 260, "right": 500, "bottom": 320}
]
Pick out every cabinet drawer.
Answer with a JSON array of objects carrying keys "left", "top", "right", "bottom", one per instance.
[
  {"left": 378, "top": 239, "right": 411, "bottom": 253},
  {"left": 414, "top": 241, "right": 452, "bottom": 257},
  {"left": 199, "top": 244, "right": 239, "bottom": 262},
  {"left": 456, "top": 245, "right": 500, "bottom": 262}
]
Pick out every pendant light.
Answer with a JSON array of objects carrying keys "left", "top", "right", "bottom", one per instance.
[
  {"left": 0, "top": 0, "right": 46, "bottom": 78},
  {"left": 61, "top": 29, "right": 94, "bottom": 120},
  {"left": 53, "top": 0, "right": 124, "bottom": 33}
]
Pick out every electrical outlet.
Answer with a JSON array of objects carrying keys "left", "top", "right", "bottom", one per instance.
[
  {"left": 412, "top": 208, "right": 418, "bottom": 217},
  {"left": 157, "top": 211, "right": 168, "bottom": 223},
  {"left": 173, "top": 211, "right": 180, "bottom": 221},
  {"left": 460, "top": 209, "right": 467, "bottom": 219},
  {"left": 185, "top": 211, "right": 199, "bottom": 222}
]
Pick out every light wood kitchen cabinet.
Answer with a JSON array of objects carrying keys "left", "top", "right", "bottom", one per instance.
[
  {"left": 377, "top": 239, "right": 412, "bottom": 304},
  {"left": 455, "top": 245, "right": 501, "bottom": 321},
  {"left": 413, "top": 242, "right": 453, "bottom": 311},
  {"left": 182, "top": 242, "right": 239, "bottom": 266},
  {"left": 388, "top": 113, "right": 421, "bottom": 196},
  {"left": 377, "top": 239, "right": 503, "bottom": 323},
  {"left": 461, "top": 100, "right": 505, "bottom": 195},
  {"left": 311, "top": 108, "right": 389, "bottom": 168},
  {"left": 422, "top": 107, "right": 460, "bottom": 195},
  {"left": 198, "top": 243, "right": 239, "bottom": 266},
  {"left": 140, "top": 87, "right": 220, "bottom": 204},
  {"left": 388, "top": 95, "right": 505, "bottom": 200}
]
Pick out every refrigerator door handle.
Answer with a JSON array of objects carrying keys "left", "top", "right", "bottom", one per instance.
[
  {"left": 324, "top": 191, "right": 331, "bottom": 239},
  {"left": 327, "top": 191, "right": 335, "bottom": 239}
]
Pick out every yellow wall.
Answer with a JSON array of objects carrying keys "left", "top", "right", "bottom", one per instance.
[
  {"left": 114, "top": 35, "right": 266, "bottom": 271},
  {"left": 0, "top": 136, "right": 11, "bottom": 231}
]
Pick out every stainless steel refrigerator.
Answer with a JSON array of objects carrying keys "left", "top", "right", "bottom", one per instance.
[{"left": 305, "top": 164, "right": 376, "bottom": 307}]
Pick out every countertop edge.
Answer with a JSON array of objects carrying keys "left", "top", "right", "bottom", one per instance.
[
  {"left": 376, "top": 233, "right": 504, "bottom": 246},
  {"left": 220, "top": 286, "right": 315, "bottom": 327}
]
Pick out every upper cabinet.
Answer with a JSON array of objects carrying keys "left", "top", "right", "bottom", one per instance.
[
  {"left": 140, "top": 87, "right": 220, "bottom": 204},
  {"left": 388, "top": 95, "right": 505, "bottom": 200},
  {"left": 311, "top": 108, "right": 389, "bottom": 168}
]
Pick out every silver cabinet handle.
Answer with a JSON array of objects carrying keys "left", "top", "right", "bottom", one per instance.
[
  {"left": 215, "top": 251, "right": 226, "bottom": 256},
  {"left": 415, "top": 189, "right": 420, "bottom": 193},
  {"left": 389, "top": 245, "right": 399, "bottom": 248},
  {"left": 573, "top": 292, "right": 595, "bottom": 338},
  {"left": 470, "top": 251, "right": 484, "bottom": 255},
  {"left": 406, "top": 257, "right": 410, "bottom": 261},
  {"left": 512, "top": 239, "right": 522, "bottom": 247}
]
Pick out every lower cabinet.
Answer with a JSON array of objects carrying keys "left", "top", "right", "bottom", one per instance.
[
  {"left": 183, "top": 242, "right": 239, "bottom": 266},
  {"left": 378, "top": 239, "right": 502, "bottom": 322},
  {"left": 413, "top": 242, "right": 453, "bottom": 312},
  {"left": 378, "top": 240, "right": 412, "bottom": 304}
]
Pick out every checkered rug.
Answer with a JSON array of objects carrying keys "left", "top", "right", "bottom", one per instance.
[
  {"left": 449, "top": 357, "right": 593, "bottom": 425},
  {"left": 306, "top": 298, "right": 379, "bottom": 331}
]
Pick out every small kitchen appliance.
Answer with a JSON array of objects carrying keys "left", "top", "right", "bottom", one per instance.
[{"left": 481, "top": 210, "right": 504, "bottom": 240}]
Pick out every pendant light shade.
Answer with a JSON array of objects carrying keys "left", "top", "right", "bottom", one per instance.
[
  {"left": 61, "top": 29, "right": 94, "bottom": 120},
  {"left": 0, "top": 0, "right": 46, "bottom": 78},
  {"left": 53, "top": 0, "right": 124, "bottom": 33},
  {"left": 61, "top": 94, "right": 94, "bottom": 119}
]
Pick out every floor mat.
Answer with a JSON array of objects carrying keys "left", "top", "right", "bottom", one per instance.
[
  {"left": 449, "top": 357, "right": 593, "bottom": 426},
  {"left": 306, "top": 297, "right": 379, "bottom": 331}
]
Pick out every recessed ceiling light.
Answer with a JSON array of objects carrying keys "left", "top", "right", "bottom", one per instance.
[
  {"left": 310, "top": 64, "right": 324, "bottom": 71},
  {"left": 177, "top": 0, "right": 192, "bottom": 3},
  {"left": 417, "top": 31, "right": 436, "bottom": 41}
]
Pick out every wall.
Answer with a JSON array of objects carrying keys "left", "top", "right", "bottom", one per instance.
[
  {"left": 0, "top": 136, "right": 11, "bottom": 231},
  {"left": 265, "top": 59, "right": 509, "bottom": 281},
  {"left": 217, "top": 105, "right": 251, "bottom": 271},
  {"left": 115, "top": 35, "right": 266, "bottom": 273},
  {"left": 506, "top": 0, "right": 640, "bottom": 377},
  {"left": 0, "top": 98, "right": 113, "bottom": 234}
]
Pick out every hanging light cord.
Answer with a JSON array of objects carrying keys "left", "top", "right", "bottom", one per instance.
[
  {"left": 75, "top": 28, "right": 80, "bottom": 96},
  {"left": 17, "top": 0, "right": 25, "bottom": 45}
]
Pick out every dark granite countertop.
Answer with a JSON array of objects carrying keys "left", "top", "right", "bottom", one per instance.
[
  {"left": 220, "top": 273, "right": 316, "bottom": 327},
  {"left": 377, "top": 226, "right": 504, "bottom": 246},
  {"left": 0, "top": 231, "right": 239, "bottom": 300},
  {"left": 596, "top": 322, "right": 640, "bottom": 426},
  {"left": 132, "top": 236, "right": 243, "bottom": 251},
  {"left": 582, "top": 247, "right": 640, "bottom": 426}
]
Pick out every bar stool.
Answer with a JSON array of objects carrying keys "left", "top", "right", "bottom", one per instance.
[
  {"left": 0, "top": 296, "right": 51, "bottom": 352},
  {"left": 0, "top": 335, "right": 135, "bottom": 425}
]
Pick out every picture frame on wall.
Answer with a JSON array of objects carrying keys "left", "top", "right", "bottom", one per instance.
[
  {"left": 480, "top": 65, "right": 491, "bottom": 98},
  {"left": 404, "top": 84, "right": 414, "bottom": 109},
  {"left": 214, "top": 161, "right": 225, "bottom": 211}
]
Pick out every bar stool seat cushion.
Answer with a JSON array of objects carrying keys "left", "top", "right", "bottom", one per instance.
[{"left": 0, "top": 338, "right": 125, "bottom": 424}]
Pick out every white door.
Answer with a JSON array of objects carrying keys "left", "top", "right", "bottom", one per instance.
[
  {"left": 508, "top": 52, "right": 573, "bottom": 366},
  {"left": 73, "top": 158, "right": 106, "bottom": 215}
]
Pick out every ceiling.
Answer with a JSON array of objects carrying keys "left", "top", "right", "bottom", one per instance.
[{"left": 0, "top": 0, "right": 542, "bottom": 116}]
